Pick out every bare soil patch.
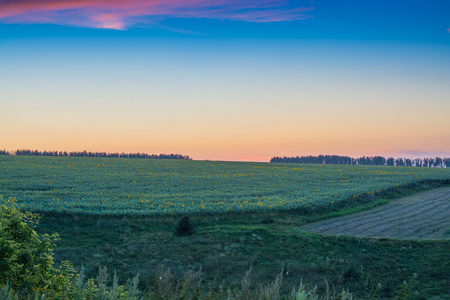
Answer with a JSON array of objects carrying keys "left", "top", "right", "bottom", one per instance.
[{"left": 301, "top": 187, "right": 450, "bottom": 240}]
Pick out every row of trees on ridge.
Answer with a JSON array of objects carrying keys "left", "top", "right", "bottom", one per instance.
[
  {"left": 0, "top": 149, "right": 190, "bottom": 160},
  {"left": 270, "top": 155, "right": 450, "bottom": 168}
]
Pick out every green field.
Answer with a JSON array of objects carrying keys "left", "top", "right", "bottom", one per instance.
[
  {"left": 1, "top": 156, "right": 449, "bottom": 216},
  {"left": 2, "top": 155, "right": 450, "bottom": 298}
]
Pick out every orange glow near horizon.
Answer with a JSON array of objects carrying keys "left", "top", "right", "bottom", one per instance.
[{"left": 2, "top": 98, "right": 449, "bottom": 161}]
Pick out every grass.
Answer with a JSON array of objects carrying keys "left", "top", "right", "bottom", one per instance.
[{"left": 34, "top": 182, "right": 450, "bottom": 299}]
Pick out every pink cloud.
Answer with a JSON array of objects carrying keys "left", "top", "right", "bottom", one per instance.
[
  {"left": 447, "top": 28, "right": 450, "bottom": 33},
  {"left": 0, "top": 0, "right": 313, "bottom": 30}
]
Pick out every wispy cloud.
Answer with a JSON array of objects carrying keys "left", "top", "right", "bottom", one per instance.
[
  {"left": 0, "top": 0, "right": 313, "bottom": 30},
  {"left": 447, "top": 28, "right": 450, "bottom": 33},
  {"left": 391, "top": 150, "right": 450, "bottom": 158}
]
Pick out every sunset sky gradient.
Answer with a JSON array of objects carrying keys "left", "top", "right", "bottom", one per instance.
[{"left": 1, "top": 0, "right": 449, "bottom": 161}]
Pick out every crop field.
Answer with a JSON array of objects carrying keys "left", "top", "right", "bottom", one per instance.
[
  {"left": 301, "top": 187, "right": 450, "bottom": 239},
  {"left": 2, "top": 155, "right": 450, "bottom": 216}
]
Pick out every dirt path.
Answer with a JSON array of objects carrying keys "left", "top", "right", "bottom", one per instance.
[{"left": 301, "top": 187, "right": 450, "bottom": 240}]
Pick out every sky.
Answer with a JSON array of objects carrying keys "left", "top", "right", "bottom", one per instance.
[{"left": 1, "top": 0, "right": 449, "bottom": 162}]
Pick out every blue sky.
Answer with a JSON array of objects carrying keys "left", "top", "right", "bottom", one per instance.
[
  {"left": 1, "top": 0, "right": 449, "bottom": 42},
  {"left": 1, "top": 0, "right": 449, "bottom": 161}
]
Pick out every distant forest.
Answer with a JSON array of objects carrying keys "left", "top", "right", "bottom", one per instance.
[
  {"left": 270, "top": 155, "right": 450, "bottom": 168},
  {"left": 0, "top": 149, "right": 190, "bottom": 160}
]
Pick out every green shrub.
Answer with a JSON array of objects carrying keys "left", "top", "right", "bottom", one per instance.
[
  {"left": 0, "top": 196, "right": 75, "bottom": 296},
  {"left": 175, "top": 215, "right": 194, "bottom": 236}
]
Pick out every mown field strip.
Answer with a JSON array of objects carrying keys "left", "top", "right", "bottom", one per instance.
[{"left": 301, "top": 187, "right": 450, "bottom": 240}]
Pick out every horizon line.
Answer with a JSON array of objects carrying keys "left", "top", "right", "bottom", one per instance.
[{"left": 2, "top": 148, "right": 450, "bottom": 163}]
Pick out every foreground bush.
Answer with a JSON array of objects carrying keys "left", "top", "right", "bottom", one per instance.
[
  {"left": 175, "top": 215, "right": 194, "bottom": 236},
  {"left": 0, "top": 197, "right": 76, "bottom": 297}
]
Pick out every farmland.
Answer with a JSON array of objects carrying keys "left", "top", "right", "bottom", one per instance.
[
  {"left": 1, "top": 155, "right": 449, "bottom": 216},
  {"left": 301, "top": 187, "right": 450, "bottom": 240},
  {"left": 1, "top": 155, "right": 450, "bottom": 298}
]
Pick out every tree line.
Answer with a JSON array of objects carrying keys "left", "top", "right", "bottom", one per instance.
[
  {"left": 0, "top": 149, "right": 191, "bottom": 160},
  {"left": 270, "top": 155, "right": 450, "bottom": 168}
]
